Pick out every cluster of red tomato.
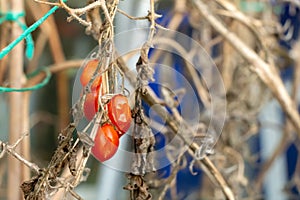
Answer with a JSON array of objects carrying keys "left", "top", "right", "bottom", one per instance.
[{"left": 80, "top": 60, "right": 132, "bottom": 162}]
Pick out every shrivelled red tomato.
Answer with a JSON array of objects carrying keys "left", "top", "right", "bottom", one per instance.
[
  {"left": 80, "top": 59, "right": 102, "bottom": 91},
  {"left": 91, "top": 123, "right": 119, "bottom": 162},
  {"left": 83, "top": 90, "right": 99, "bottom": 121},
  {"left": 107, "top": 94, "right": 132, "bottom": 135}
]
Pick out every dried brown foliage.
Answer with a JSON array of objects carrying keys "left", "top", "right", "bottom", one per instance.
[{"left": 1, "top": 0, "right": 300, "bottom": 199}]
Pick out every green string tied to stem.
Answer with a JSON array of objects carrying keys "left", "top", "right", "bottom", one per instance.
[
  {"left": 0, "top": 11, "right": 34, "bottom": 59},
  {"left": 0, "top": 67, "right": 52, "bottom": 93},
  {"left": 0, "top": 0, "right": 66, "bottom": 93},
  {"left": 0, "top": 3, "right": 62, "bottom": 60}
]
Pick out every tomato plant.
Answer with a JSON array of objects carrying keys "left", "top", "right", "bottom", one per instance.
[
  {"left": 80, "top": 59, "right": 103, "bottom": 121},
  {"left": 80, "top": 59, "right": 102, "bottom": 91},
  {"left": 91, "top": 123, "right": 120, "bottom": 162},
  {"left": 107, "top": 94, "right": 132, "bottom": 135},
  {"left": 83, "top": 90, "right": 99, "bottom": 121}
]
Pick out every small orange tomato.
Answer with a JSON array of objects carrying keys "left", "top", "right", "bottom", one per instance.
[
  {"left": 91, "top": 124, "right": 119, "bottom": 162},
  {"left": 107, "top": 94, "right": 132, "bottom": 135},
  {"left": 80, "top": 59, "right": 102, "bottom": 91},
  {"left": 83, "top": 90, "right": 99, "bottom": 121}
]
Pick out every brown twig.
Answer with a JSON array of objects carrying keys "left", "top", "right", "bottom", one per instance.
[
  {"left": 191, "top": 0, "right": 300, "bottom": 138},
  {"left": 117, "top": 51, "right": 235, "bottom": 199},
  {"left": 10, "top": 1, "right": 245, "bottom": 199},
  {"left": 0, "top": 138, "right": 40, "bottom": 174},
  {"left": 26, "top": 32, "right": 49, "bottom": 73},
  {"left": 148, "top": 0, "right": 211, "bottom": 107},
  {"left": 117, "top": 8, "right": 149, "bottom": 20},
  {"left": 41, "top": 4, "right": 70, "bottom": 130},
  {"left": 152, "top": 36, "right": 211, "bottom": 107},
  {"left": 26, "top": 0, "right": 71, "bottom": 130},
  {"left": 157, "top": 151, "right": 186, "bottom": 200},
  {"left": 141, "top": 87, "right": 235, "bottom": 200},
  {"left": 255, "top": 129, "right": 290, "bottom": 189},
  {"left": 256, "top": 39, "right": 300, "bottom": 189},
  {"left": 26, "top": 0, "right": 51, "bottom": 73},
  {"left": 24, "top": 60, "right": 84, "bottom": 89},
  {"left": 148, "top": 0, "right": 157, "bottom": 43},
  {"left": 116, "top": 42, "right": 235, "bottom": 199},
  {"left": 30, "top": 0, "right": 120, "bottom": 198},
  {"left": 86, "top": 0, "right": 102, "bottom": 39}
]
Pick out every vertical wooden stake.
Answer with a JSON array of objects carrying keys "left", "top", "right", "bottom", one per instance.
[
  {"left": 21, "top": 92, "right": 31, "bottom": 182},
  {"left": 8, "top": 0, "right": 24, "bottom": 199},
  {"left": 0, "top": 0, "right": 9, "bottom": 83}
]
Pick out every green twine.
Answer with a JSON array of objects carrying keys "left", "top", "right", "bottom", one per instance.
[
  {"left": 240, "top": 1, "right": 282, "bottom": 15},
  {"left": 0, "top": 11, "right": 34, "bottom": 59},
  {"left": 0, "top": 4, "right": 61, "bottom": 60},
  {"left": 0, "top": 2, "right": 68, "bottom": 92},
  {"left": 240, "top": 1, "right": 265, "bottom": 13},
  {"left": 0, "top": 68, "right": 52, "bottom": 93}
]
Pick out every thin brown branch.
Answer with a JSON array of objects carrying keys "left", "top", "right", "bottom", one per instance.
[
  {"left": 0, "top": 139, "right": 40, "bottom": 174},
  {"left": 118, "top": 55, "right": 235, "bottom": 199},
  {"left": 255, "top": 130, "right": 289, "bottom": 189},
  {"left": 148, "top": 0, "right": 157, "bottom": 43},
  {"left": 49, "top": 60, "right": 85, "bottom": 73},
  {"left": 25, "top": 60, "right": 84, "bottom": 88},
  {"left": 39, "top": 3, "right": 70, "bottom": 129},
  {"left": 141, "top": 87, "right": 235, "bottom": 200},
  {"left": 27, "top": 32, "right": 49, "bottom": 73},
  {"left": 152, "top": 37, "right": 211, "bottom": 107},
  {"left": 58, "top": 0, "right": 91, "bottom": 26},
  {"left": 157, "top": 151, "right": 186, "bottom": 200},
  {"left": 117, "top": 8, "right": 148, "bottom": 20},
  {"left": 192, "top": 0, "right": 300, "bottom": 138},
  {"left": 27, "top": 0, "right": 71, "bottom": 130},
  {"left": 291, "top": 41, "right": 300, "bottom": 102},
  {"left": 33, "top": 0, "right": 60, "bottom": 6},
  {"left": 86, "top": 0, "right": 102, "bottom": 39},
  {"left": 147, "top": 1, "right": 210, "bottom": 107},
  {"left": 120, "top": 1, "right": 233, "bottom": 193},
  {"left": 256, "top": 40, "right": 300, "bottom": 189}
]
